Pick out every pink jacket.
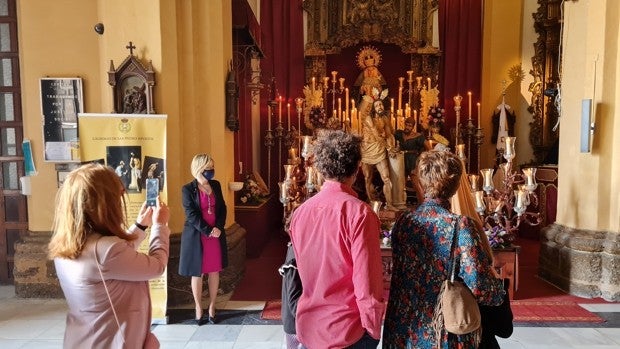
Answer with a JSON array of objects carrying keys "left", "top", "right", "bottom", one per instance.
[{"left": 55, "top": 223, "right": 169, "bottom": 349}]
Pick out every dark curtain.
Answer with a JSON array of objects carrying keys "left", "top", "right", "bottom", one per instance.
[
  {"left": 439, "top": 0, "right": 483, "bottom": 132},
  {"left": 260, "top": 0, "right": 305, "bottom": 193}
]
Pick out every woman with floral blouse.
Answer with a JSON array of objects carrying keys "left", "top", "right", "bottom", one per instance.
[{"left": 383, "top": 150, "right": 505, "bottom": 348}]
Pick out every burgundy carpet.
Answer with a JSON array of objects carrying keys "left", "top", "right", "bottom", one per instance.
[
  {"left": 261, "top": 299, "right": 282, "bottom": 320},
  {"left": 511, "top": 300, "right": 605, "bottom": 322}
]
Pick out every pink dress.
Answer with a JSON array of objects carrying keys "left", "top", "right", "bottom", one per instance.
[{"left": 199, "top": 190, "right": 222, "bottom": 273}]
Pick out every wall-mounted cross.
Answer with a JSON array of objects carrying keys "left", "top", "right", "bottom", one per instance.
[{"left": 126, "top": 41, "right": 136, "bottom": 56}]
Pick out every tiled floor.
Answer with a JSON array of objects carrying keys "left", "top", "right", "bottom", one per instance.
[{"left": 1, "top": 285, "right": 620, "bottom": 348}]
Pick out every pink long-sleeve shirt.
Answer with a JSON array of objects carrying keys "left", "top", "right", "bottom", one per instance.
[{"left": 290, "top": 180, "right": 385, "bottom": 349}]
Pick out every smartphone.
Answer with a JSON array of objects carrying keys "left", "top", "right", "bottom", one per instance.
[{"left": 146, "top": 178, "right": 159, "bottom": 207}]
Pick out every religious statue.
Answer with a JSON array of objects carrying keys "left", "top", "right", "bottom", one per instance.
[
  {"left": 359, "top": 87, "right": 397, "bottom": 209},
  {"left": 354, "top": 46, "right": 387, "bottom": 101}
]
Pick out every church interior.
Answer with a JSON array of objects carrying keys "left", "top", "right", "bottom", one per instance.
[{"left": 1, "top": 0, "right": 619, "bottom": 347}]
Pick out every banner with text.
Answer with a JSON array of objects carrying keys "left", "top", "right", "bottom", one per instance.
[{"left": 78, "top": 113, "right": 168, "bottom": 324}]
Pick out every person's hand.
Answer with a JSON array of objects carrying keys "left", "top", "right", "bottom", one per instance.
[
  {"left": 210, "top": 227, "right": 221, "bottom": 238},
  {"left": 136, "top": 201, "right": 153, "bottom": 227},
  {"left": 152, "top": 197, "right": 169, "bottom": 225}
]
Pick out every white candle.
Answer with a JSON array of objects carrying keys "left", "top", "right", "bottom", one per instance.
[
  {"left": 312, "top": 77, "right": 316, "bottom": 91},
  {"left": 477, "top": 102, "right": 481, "bottom": 127},
  {"left": 468, "top": 91, "right": 472, "bottom": 119},
  {"left": 278, "top": 96, "right": 282, "bottom": 123},
  {"left": 267, "top": 105, "right": 272, "bottom": 130},
  {"left": 427, "top": 77, "right": 431, "bottom": 89},
  {"left": 287, "top": 103, "right": 291, "bottom": 131},
  {"left": 390, "top": 98, "right": 394, "bottom": 114},
  {"left": 345, "top": 88, "right": 349, "bottom": 121},
  {"left": 398, "top": 87, "right": 403, "bottom": 111},
  {"left": 338, "top": 98, "right": 342, "bottom": 121}
]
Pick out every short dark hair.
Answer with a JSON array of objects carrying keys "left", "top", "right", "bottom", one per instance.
[
  {"left": 313, "top": 129, "right": 361, "bottom": 182},
  {"left": 417, "top": 150, "right": 462, "bottom": 199}
]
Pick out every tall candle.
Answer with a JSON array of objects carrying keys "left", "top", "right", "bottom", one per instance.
[
  {"left": 427, "top": 77, "right": 431, "bottom": 89},
  {"left": 267, "top": 105, "right": 272, "bottom": 130},
  {"left": 351, "top": 99, "right": 355, "bottom": 111},
  {"left": 287, "top": 102, "right": 291, "bottom": 131},
  {"left": 278, "top": 96, "right": 283, "bottom": 123},
  {"left": 477, "top": 102, "right": 481, "bottom": 127},
  {"left": 338, "top": 98, "right": 342, "bottom": 122},
  {"left": 398, "top": 87, "right": 403, "bottom": 111},
  {"left": 345, "top": 88, "right": 349, "bottom": 121},
  {"left": 311, "top": 77, "right": 316, "bottom": 91},
  {"left": 390, "top": 98, "right": 394, "bottom": 114},
  {"left": 467, "top": 91, "right": 472, "bottom": 119}
]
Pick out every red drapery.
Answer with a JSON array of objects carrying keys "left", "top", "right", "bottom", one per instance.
[
  {"left": 260, "top": 0, "right": 305, "bottom": 192},
  {"left": 439, "top": 0, "right": 483, "bottom": 131}
]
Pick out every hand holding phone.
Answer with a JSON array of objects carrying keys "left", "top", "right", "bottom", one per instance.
[{"left": 146, "top": 178, "right": 159, "bottom": 207}]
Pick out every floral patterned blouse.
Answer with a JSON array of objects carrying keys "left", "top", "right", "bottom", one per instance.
[{"left": 382, "top": 199, "right": 505, "bottom": 349}]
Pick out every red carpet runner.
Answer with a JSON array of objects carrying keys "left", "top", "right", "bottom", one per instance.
[
  {"left": 511, "top": 300, "right": 605, "bottom": 322},
  {"left": 261, "top": 299, "right": 605, "bottom": 323}
]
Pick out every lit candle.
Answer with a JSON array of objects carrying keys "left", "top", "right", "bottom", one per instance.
[
  {"left": 287, "top": 102, "right": 291, "bottom": 131},
  {"left": 351, "top": 99, "right": 355, "bottom": 111},
  {"left": 427, "top": 77, "right": 431, "bottom": 89},
  {"left": 338, "top": 98, "right": 342, "bottom": 121},
  {"left": 477, "top": 102, "right": 481, "bottom": 127},
  {"left": 311, "top": 77, "right": 316, "bottom": 91},
  {"left": 398, "top": 87, "right": 403, "bottom": 111},
  {"left": 467, "top": 91, "right": 472, "bottom": 119},
  {"left": 278, "top": 96, "right": 283, "bottom": 123}
]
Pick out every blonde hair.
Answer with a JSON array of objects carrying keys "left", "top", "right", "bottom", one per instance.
[
  {"left": 48, "top": 163, "right": 132, "bottom": 260},
  {"left": 416, "top": 150, "right": 462, "bottom": 199},
  {"left": 190, "top": 153, "right": 214, "bottom": 179}
]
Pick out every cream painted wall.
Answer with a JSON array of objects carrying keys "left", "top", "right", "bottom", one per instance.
[
  {"left": 481, "top": 0, "right": 529, "bottom": 170},
  {"left": 18, "top": 0, "right": 101, "bottom": 231},
  {"left": 557, "top": 0, "right": 619, "bottom": 232},
  {"left": 17, "top": 0, "right": 236, "bottom": 233}
]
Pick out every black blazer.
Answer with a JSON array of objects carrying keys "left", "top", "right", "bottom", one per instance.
[
  {"left": 478, "top": 278, "right": 513, "bottom": 349},
  {"left": 178, "top": 179, "right": 228, "bottom": 277}
]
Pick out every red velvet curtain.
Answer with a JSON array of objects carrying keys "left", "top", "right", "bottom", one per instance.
[
  {"left": 259, "top": 0, "right": 305, "bottom": 193},
  {"left": 439, "top": 0, "right": 483, "bottom": 131}
]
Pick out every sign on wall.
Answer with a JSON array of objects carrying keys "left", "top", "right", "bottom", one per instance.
[{"left": 40, "top": 78, "right": 83, "bottom": 162}]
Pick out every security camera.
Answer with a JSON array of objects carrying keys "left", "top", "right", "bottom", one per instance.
[{"left": 94, "top": 23, "right": 104, "bottom": 35}]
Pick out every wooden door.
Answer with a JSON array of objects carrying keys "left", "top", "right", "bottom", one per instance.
[{"left": 0, "top": 0, "right": 26, "bottom": 284}]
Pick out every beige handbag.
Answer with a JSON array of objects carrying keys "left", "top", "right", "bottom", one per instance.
[{"left": 432, "top": 218, "right": 481, "bottom": 346}]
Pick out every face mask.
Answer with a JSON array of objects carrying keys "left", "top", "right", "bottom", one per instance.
[{"left": 202, "top": 169, "right": 215, "bottom": 180}]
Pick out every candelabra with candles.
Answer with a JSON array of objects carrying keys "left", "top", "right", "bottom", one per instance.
[
  {"left": 470, "top": 137, "right": 542, "bottom": 245},
  {"left": 321, "top": 71, "right": 349, "bottom": 129}
]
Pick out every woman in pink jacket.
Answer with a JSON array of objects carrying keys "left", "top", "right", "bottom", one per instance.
[{"left": 48, "top": 163, "right": 170, "bottom": 349}]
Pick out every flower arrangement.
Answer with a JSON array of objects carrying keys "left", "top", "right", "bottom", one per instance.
[
  {"left": 484, "top": 225, "right": 515, "bottom": 249},
  {"left": 308, "top": 106, "right": 328, "bottom": 129},
  {"left": 237, "top": 172, "right": 269, "bottom": 206},
  {"left": 380, "top": 220, "right": 395, "bottom": 247},
  {"left": 427, "top": 106, "right": 446, "bottom": 129}
]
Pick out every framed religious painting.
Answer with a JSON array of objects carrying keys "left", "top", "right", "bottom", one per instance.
[
  {"left": 40, "top": 77, "right": 83, "bottom": 162},
  {"left": 108, "top": 42, "right": 156, "bottom": 114}
]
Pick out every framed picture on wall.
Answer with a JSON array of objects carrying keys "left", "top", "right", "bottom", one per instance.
[{"left": 40, "top": 77, "right": 83, "bottom": 162}]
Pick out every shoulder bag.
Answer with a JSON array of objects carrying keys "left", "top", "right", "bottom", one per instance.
[{"left": 432, "top": 217, "right": 481, "bottom": 347}]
